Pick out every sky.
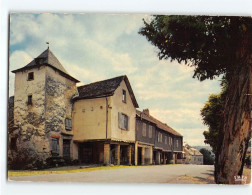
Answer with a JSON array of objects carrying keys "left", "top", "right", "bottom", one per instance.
[{"left": 9, "top": 13, "right": 222, "bottom": 146}]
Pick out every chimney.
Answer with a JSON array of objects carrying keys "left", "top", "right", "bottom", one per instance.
[{"left": 143, "top": 109, "right": 149, "bottom": 115}]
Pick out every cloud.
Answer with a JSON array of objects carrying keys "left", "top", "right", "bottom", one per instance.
[
  {"left": 9, "top": 50, "right": 33, "bottom": 70},
  {"left": 9, "top": 13, "right": 221, "bottom": 146}
]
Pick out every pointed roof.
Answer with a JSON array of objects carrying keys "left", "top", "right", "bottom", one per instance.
[
  {"left": 74, "top": 75, "right": 139, "bottom": 108},
  {"left": 12, "top": 48, "right": 79, "bottom": 83},
  {"left": 136, "top": 109, "right": 183, "bottom": 137}
]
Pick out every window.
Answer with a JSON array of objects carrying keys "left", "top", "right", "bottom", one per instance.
[
  {"left": 65, "top": 118, "right": 72, "bottom": 130},
  {"left": 158, "top": 132, "right": 162, "bottom": 142},
  {"left": 118, "top": 113, "right": 129, "bottom": 130},
  {"left": 10, "top": 138, "right": 17, "bottom": 150},
  {"left": 28, "top": 72, "right": 34, "bottom": 81},
  {"left": 142, "top": 123, "right": 146, "bottom": 136},
  {"left": 170, "top": 137, "right": 173, "bottom": 146},
  {"left": 28, "top": 95, "right": 32, "bottom": 105},
  {"left": 165, "top": 136, "right": 167, "bottom": 144},
  {"left": 51, "top": 138, "right": 59, "bottom": 156},
  {"left": 122, "top": 90, "right": 126, "bottom": 103},
  {"left": 149, "top": 126, "right": 152, "bottom": 138},
  {"left": 169, "top": 137, "right": 172, "bottom": 146},
  {"left": 176, "top": 140, "right": 179, "bottom": 148}
]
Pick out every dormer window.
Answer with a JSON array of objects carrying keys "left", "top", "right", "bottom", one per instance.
[
  {"left": 28, "top": 72, "right": 34, "bottom": 81},
  {"left": 122, "top": 90, "right": 126, "bottom": 103}
]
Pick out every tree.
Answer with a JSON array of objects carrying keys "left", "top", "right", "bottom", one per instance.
[
  {"left": 199, "top": 148, "right": 214, "bottom": 165},
  {"left": 139, "top": 16, "right": 252, "bottom": 184},
  {"left": 201, "top": 78, "right": 227, "bottom": 154},
  {"left": 200, "top": 78, "right": 227, "bottom": 174}
]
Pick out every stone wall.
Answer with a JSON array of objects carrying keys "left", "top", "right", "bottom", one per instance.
[
  {"left": 12, "top": 66, "right": 48, "bottom": 161},
  {"left": 10, "top": 65, "right": 78, "bottom": 165},
  {"left": 44, "top": 67, "right": 77, "bottom": 158}
]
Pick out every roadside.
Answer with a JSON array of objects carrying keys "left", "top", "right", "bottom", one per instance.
[
  {"left": 8, "top": 164, "right": 132, "bottom": 177},
  {"left": 8, "top": 164, "right": 176, "bottom": 177},
  {"left": 8, "top": 164, "right": 215, "bottom": 183},
  {"left": 173, "top": 167, "right": 251, "bottom": 184}
]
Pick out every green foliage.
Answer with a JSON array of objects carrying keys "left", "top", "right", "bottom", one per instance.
[
  {"left": 8, "top": 148, "right": 38, "bottom": 170},
  {"left": 200, "top": 148, "right": 214, "bottom": 165},
  {"left": 200, "top": 77, "right": 227, "bottom": 154},
  {"left": 245, "top": 154, "right": 251, "bottom": 168},
  {"left": 139, "top": 16, "right": 251, "bottom": 81}
]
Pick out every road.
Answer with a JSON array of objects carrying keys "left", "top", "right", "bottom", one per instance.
[{"left": 9, "top": 165, "right": 214, "bottom": 183}]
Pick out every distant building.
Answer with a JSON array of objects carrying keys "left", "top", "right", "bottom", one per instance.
[{"left": 183, "top": 144, "right": 203, "bottom": 165}]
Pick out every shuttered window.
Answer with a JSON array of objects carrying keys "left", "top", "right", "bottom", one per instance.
[
  {"left": 142, "top": 123, "right": 146, "bottom": 136},
  {"left": 51, "top": 138, "right": 59, "bottom": 155},
  {"left": 118, "top": 112, "right": 129, "bottom": 130},
  {"left": 158, "top": 132, "right": 162, "bottom": 142},
  {"left": 165, "top": 136, "right": 167, "bottom": 144},
  {"left": 149, "top": 126, "right": 152, "bottom": 138},
  {"left": 65, "top": 118, "right": 72, "bottom": 130}
]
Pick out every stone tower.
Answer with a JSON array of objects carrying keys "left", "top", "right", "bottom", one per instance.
[{"left": 10, "top": 48, "right": 79, "bottom": 163}]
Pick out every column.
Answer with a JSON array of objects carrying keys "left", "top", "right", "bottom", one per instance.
[
  {"left": 163, "top": 153, "right": 166, "bottom": 164},
  {"left": 104, "top": 143, "right": 110, "bottom": 165},
  {"left": 115, "top": 144, "right": 120, "bottom": 165},
  {"left": 141, "top": 147, "right": 145, "bottom": 165},
  {"left": 149, "top": 147, "right": 153, "bottom": 165},
  {"left": 134, "top": 142, "right": 138, "bottom": 165},
  {"left": 127, "top": 145, "right": 132, "bottom": 165},
  {"left": 172, "top": 153, "right": 176, "bottom": 164}
]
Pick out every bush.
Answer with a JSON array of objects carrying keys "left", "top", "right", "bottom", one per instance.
[
  {"left": 46, "top": 156, "right": 65, "bottom": 168},
  {"left": 8, "top": 148, "right": 38, "bottom": 170},
  {"left": 245, "top": 154, "right": 251, "bottom": 168}
]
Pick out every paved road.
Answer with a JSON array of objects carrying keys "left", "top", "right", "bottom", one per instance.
[{"left": 9, "top": 165, "right": 214, "bottom": 183}]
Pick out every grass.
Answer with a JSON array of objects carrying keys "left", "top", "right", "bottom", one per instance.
[
  {"left": 8, "top": 165, "right": 132, "bottom": 177},
  {"left": 8, "top": 163, "right": 176, "bottom": 177}
]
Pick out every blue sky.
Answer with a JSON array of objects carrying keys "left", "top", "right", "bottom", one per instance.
[{"left": 9, "top": 13, "right": 222, "bottom": 146}]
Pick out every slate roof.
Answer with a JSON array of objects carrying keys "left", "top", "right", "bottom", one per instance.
[
  {"left": 136, "top": 110, "right": 182, "bottom": 137},
  {"left": 74, "top": 75, "right": 139, "bottom": 108},
  {"left": 12, "top": 48, "right": 79, "bottom": 83}
]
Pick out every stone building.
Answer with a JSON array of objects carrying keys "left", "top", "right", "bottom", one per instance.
[
  {"left": 9, "top": 48, "right": 79, "bottom": 162},
  {"left": 8, "top": 48, "right": 184, "bottom": 167}
]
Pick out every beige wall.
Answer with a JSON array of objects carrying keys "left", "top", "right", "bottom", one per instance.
[
  {"left": 110, "top": 80, "right": 136, "bottom": 142},
  {"left": 72, "top": 97, "right": 112, "bottom": 141},
  {"left": 72, "top": 80, "right": 136, "bottom": 143}
]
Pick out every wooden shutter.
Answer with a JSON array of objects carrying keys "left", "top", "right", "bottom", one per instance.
[{"left": 118, "top": 112, "right": 122, "bottom": 128}]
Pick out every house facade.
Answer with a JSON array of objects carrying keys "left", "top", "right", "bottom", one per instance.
[
  {"left": 72, "top": 76, "right": 138, "bottom": 165},
  {"left": 183, "top": 144, "right": 203, "bottom": 165},
  {"left": 8, "top": 48, "right": 184, "bottom": 167},
  {"left": 135, "top": 109, "right": 183, "bottom": 165}
]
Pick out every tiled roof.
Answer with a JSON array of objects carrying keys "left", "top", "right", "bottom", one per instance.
[
  {"left": 12, "top": 48, "right": 79, "bottom": 82},
  {"left": 184, "top": 145, "right": 203, "bottom": 156},
  {"left": 74, "top": 75, "right": 139, "bottom": 108},
  {"left": 136, "top": 110, "right": 182, "bottom": 137}
]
